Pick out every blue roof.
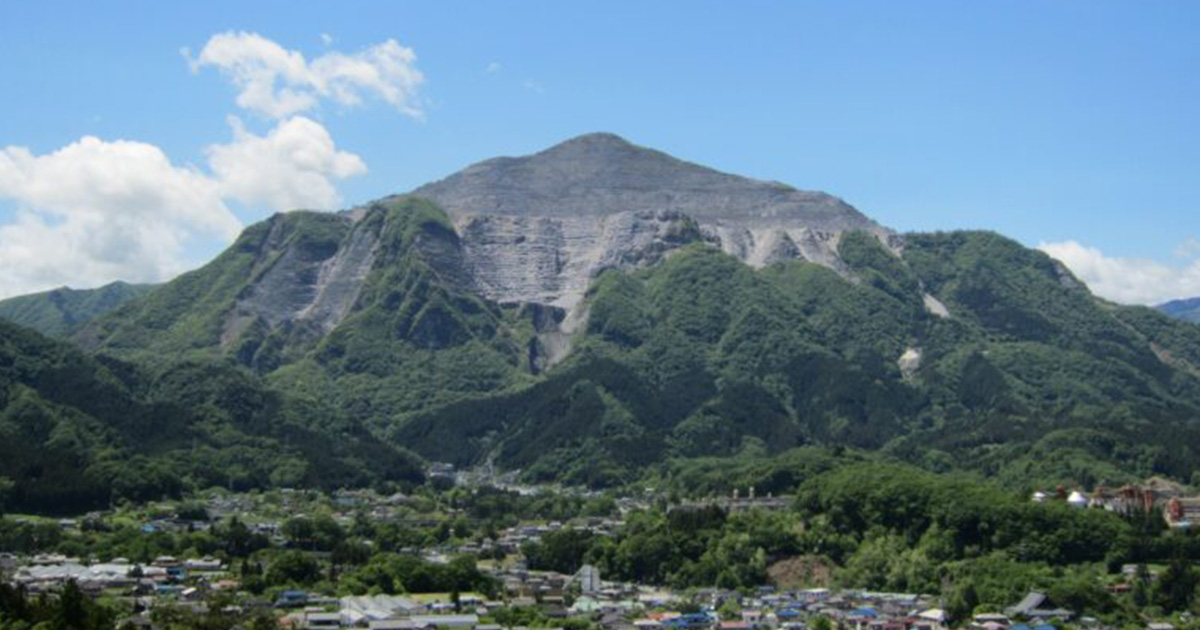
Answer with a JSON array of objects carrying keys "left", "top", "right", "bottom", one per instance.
[
  {"left": 662, "top": 614, "right": 714, "bottom": 628},
  {"left": 849, "top": 608, "right": 877, "bottom": 617}
]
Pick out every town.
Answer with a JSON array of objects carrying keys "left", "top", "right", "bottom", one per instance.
[{"left": 4, "top": 464, "right": 1200, "bottom": 630}]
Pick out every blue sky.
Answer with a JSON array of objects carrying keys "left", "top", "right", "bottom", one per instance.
[{"left": 0, "top": 1, "right": 1197, "bottom": 303}]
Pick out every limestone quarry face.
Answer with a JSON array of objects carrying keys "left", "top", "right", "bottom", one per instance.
[
  {"left": 453, "top": 209, "right": 706, "bottom": 312},
  {"left": 412, "top": 132, "right": 892, "bottom": 311},
  {"left": 219, "top": 133, "right": 894, "bottom": 366}
]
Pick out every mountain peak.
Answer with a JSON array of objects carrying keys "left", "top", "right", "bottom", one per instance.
[
  {"left": 411, "top": 133, "right": 884, "bottom": 233},
  {"left": 547, "top": 131, "right": 637, "bottom": 150}
]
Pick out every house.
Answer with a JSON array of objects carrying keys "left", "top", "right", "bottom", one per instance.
[
  {"left": 662, "top": 614, "right": 715, "bottom": 630},
  {"left": 741, "top": 611, "right": 764, "bottom": 626},
  {"left": 184, "top": 557, "right": 223, "bottom": 572},
  {"left": 305, "top": 611, "right": 344, "bottom": 629},
  {"left": 600, "top": 612, "right": 638, "bottom": 630},
  {"left": 573, "top": 564, "right": 602, "bottom": 593},
  {"left": 277, "top": 590, "right": 311, "bottom": 608},
  {"left": 971, "top": 613, "right": 1010, "bottom": 628},
  {"left": 911, "top": 609, "right": 946, "bottom": 630},
  {"left": 846, "top": 608, "right": 878, "bottom": 630},
  {"left": 1005, "top": 592, "right": 1074, "bottom": 622},
  {"left": 1163, "top": 497, "right": 1200, "bottom": 528},
  {"left": 407, "top": 614, "right": 479, "bottom": 629},
  {"left": 340, "top": 594, "right": 422, "bottom": 624},
  {"left": 369, "top": 621, "right": 431, "bottom": 630},
  {"left": 1088, "top": 485, "right": 1156, "bottom": 515}
]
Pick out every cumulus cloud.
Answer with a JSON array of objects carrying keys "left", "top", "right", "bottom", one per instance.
[
  {"left": 0, "top": 116, "right": 367, "bottom": 298},
  {"left": 0, "top": 32, "right": 423, "bottom": 298},
  {"left": 189, "top": 31, "right": 425, "bottom": 119},
  {"left": 0, "top": 137, "right": 240, "bottom": 297},
  {"left": 208, "top": 116, "right": 366, "bottom": 212},
  {"left": 1039, "top": 240, "right": 1200, "bottom": 305}
]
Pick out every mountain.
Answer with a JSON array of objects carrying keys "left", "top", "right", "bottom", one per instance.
[
  {"left": 1157, "top": 297, "right": 1200, "bottom": 324},
  {"left": 0, "top": 316, "right": 422, "bottom": 514},
  {"left": 66, "top": 133, "right": 1200, "bottom": 491},
  {"left": 411, "top": 132, "right": 890, "bottom": 315},
  {"left": 0, "top": 281, "right": 156, "bottom": 337},
  {"left": 398, "top": 231, "right": 1200, "bottom": 487}
]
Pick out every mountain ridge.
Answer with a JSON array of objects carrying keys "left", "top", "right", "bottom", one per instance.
[
  {"left": 9, "top": 132, "right": 1199, "bottom": 497},
  {"left": 1157, "top": 296, "right": 1200, "bottom": 324},
  {"left": 411, "top": 132, "right": 880, "bottom": 230},
  {"left": 0, "top": 281, "right": 156, "bottom": 337}
]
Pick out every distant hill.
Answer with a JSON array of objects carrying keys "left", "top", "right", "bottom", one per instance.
[
  {"left": 0, "top": 317, "right": 423, "bottom": 514},
  {"left": 1157, "top": 297, "right": 1200, "bottom": 324},
  {"left": 0, "top": 281, "right": 156, "bottom": 336}
]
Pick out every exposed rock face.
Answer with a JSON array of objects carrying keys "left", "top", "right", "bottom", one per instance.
[
  {"left": 518, "top": 303, "right": 572, "bottom": 374},
  {"left": 923, "top": 293, "right": 951, "bottom": 319},
  {"left": 898, "top": 347, "right": 923, "bottom": 381},
  {"left": 298, "top": 221, "right": 380, "bottom": 330},
  {"left": 414, "top": 132, "right": 880, "bottom": 230},
  {"left": 454, "top": 209, "right": 705, "bottom": 312},
  {"left": 218, "top": 133, "right": 892, "bottom": 367},
  {"left": 412, "top": 132, "right": 891, "bottom": 311},
  {"left": 223, "top": 213, "right": 377, "bottom": 345}
]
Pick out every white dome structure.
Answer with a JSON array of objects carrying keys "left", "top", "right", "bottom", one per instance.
[{"left": 1067, "top": 490, "right": 1088, "bottom": 508}]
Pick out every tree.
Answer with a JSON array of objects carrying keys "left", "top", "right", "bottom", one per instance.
[
  {"left": 282, "top": 517, "right": 317, "bottom": 549},
  {"left": 221, "top": 517, "right": 268, "bottom": 558},
  {"left": 947, "top": 582, "right": 980, "bottom": 622},
  {"left": 1153, "top": 555, "right": 1199, "bottom": 612},
  {"left": 50, "top": 579, "right": 114, "bottom": 630},
  {"left": 332, "top": 540, "right": 372, "bottom": 567},
  {"left": 0, "top": 477, "right": 12, "bottom": 517},
  {"left": 266, "top": 551, "right": 322, "bottom": 586},
  {"left": 522, "top": 529, "right": 597, "bottom": 574},
  {"left": 310, "top": 514, "right": 344, "bottom": 551}
]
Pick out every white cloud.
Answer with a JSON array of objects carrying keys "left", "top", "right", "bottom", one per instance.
[
  {"left": 1039, "top": 240, "right": 1200, "bottom": 305},
  {"left": 0, "top": 116, "right": 368, "bottom": 298},
  {"left": 189, "top": 31, "right": 425, "bottom": 119},
  {"left": 486, "top": 61, "right": 502, "bottom": 74},
  {"left": 0, "top": 32, "right": 422, "bottom": 298},
  {"left": 208, "top": 116, "right": 366, "bottom": 212},
  {"left": 320, "top": 33, "right": 334, "bottom": 46},
  {"left": 0, "top": 137, "right": 240, "bottom": 298}
]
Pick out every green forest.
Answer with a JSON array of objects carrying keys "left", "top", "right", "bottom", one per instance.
[{"left": 4, "top": 198, "right": 1200, "bottom": 513}]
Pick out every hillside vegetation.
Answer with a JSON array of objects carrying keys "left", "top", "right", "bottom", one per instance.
[
  {"left": 399, "top": 227, "right": 1200, "bottom": 489},
  {"left": 0, "top": 317, "right": 422, "bottom": 514},
  {"left": 3, "top": 197, "right": 1198, "bottom": 504},
  {"left": 0, "top": 281, "right": 155, "bottom": 337}
]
